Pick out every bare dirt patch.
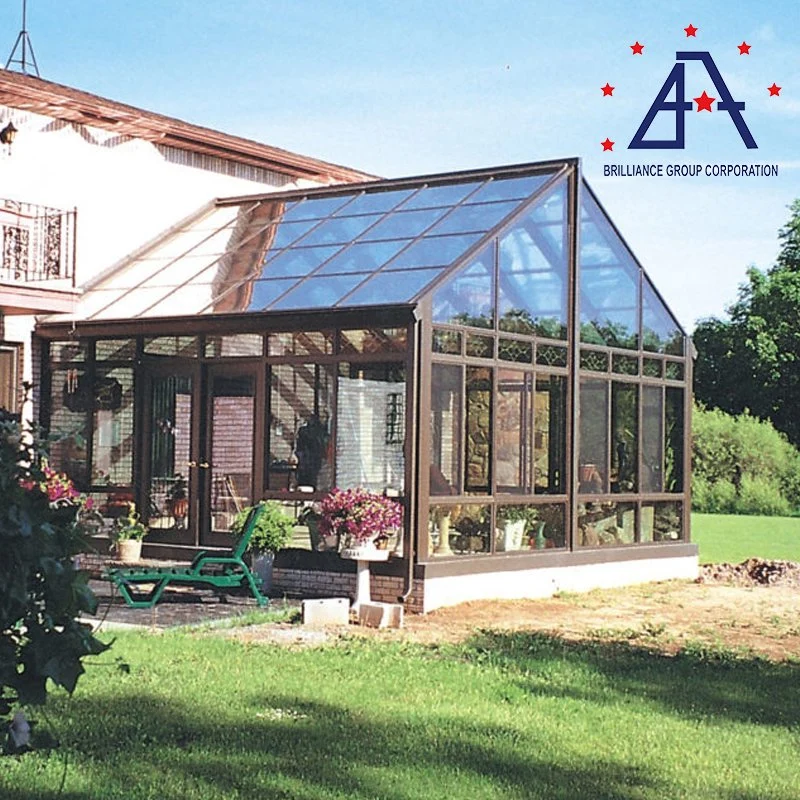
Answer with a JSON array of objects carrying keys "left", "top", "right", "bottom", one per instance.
[{"left": 223, "top": 560, "right": 800, "bottom": 661}]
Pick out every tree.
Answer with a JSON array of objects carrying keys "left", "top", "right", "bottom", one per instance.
[
  {"left": 0, "top": 414, "right": 108, "bottom": 752},
  {"left": 694, "top": 199, "right": 800, "bottom": 447}
]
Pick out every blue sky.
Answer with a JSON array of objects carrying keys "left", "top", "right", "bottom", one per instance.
[{"left": 1, "top": 0, "right": 797, "bottom": 330}]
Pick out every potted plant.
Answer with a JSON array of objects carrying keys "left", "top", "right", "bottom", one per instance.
[
  {"left": 319, "top": 487, "right": 403, "bottom": 560},
  {"left": 167, "top": 474, "right": 188, "bottom": 528},
  {"left": 111, "top": 502, "right": 148, "bottom": 563},
  {"left": 230, "top": 501, "right": 294, "bottom": 593}
]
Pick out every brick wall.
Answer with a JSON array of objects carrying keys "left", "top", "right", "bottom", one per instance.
[{"left": 272, "top": 567, "right": 424, "bottom": 614}]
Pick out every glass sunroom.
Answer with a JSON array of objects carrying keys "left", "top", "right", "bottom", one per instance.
[{"left": 36, "top": 158, "right": 697, "bottom": 612}]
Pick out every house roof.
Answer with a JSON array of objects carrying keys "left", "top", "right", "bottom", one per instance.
[{"left": 0, "top": 70, "right": 374, "bottom": 183}]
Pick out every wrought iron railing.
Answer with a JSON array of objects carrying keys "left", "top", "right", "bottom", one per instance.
[{"left": 0, "top": 198, "right": 76, "bottom": 285}]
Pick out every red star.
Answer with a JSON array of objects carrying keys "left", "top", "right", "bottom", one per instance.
[
  {"left": 768, "top": 83, "right": 781, "bottom": 96},
  {"left": 738, "top": 41, "right": 751, "bottom": 55},
  {"left": 630, "top": 41, "right": 644, "bottom": 55},
  {"left": 601, "top": 83, "right": 615, "bottom": 96},
  {"left": 694, "top": 90, "right": 715, "bottom": 112},
  {"left": 601, "top": 138, "right": 615, "bottom": 151},
  {"left": 684, "top": 23, "right": 698, "bottom": 37}
]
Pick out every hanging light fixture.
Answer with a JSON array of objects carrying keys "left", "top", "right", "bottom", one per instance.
[{"left": 0, "top": 122, "right": 18, "bottom": 153}]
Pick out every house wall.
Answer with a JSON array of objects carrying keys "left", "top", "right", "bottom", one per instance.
[{"left": 0, "top": 103, "right": 322, "bottom": 418}]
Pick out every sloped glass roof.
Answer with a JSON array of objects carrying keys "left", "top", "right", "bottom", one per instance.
[{"left": 75, "top": 168, "right": 559, "bottom": 321}]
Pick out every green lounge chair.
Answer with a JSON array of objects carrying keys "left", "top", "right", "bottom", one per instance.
[{"left": 104, "top": 503, "right": 269, "bottom": 608}]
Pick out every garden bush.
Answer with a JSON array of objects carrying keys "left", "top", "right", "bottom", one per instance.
[
  {"left": 692, "top": 405, "right": 800, "bottom": 515},
  {"left": 0, "top": 415, "right": 107, "bottom": 752}
]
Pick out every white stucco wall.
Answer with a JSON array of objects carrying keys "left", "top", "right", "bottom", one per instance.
[
  {"left": 0, "top": 105, "right": 315, "bottom": 287},
  {"left": 0, "top": 103, "right": 326, "bottom": 418}
]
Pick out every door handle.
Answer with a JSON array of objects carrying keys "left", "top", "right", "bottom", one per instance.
[
  {"left": 187, "top": 461, "right": 197, "bottom": 468},
  {"left": 199, "top": 462, "right": 210, "bottom": 469}
]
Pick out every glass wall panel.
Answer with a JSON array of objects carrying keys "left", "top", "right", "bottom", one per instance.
[
  {"left": 641, "top": 501, "right": 684, "bottom": 542},
  {"left": 535, "top": 375, "right": 567, "bottom": 494},
  {"left": 268, "top": 331, "right": 334, "bottom": 357},
  {"left": 578, "top": 500, "right": 636, "bottom": 546},
  {"left": 642, "top": 277, "right": 684, "bottom": 355},
  {"left": 268, "top": 364, "right": 334, "bottom": 492},
  {"left": 209, "top": 373, "right": 256, "bottom": 532},
  {"left": 204, "top": 334, "right": 263, "bottom": 358},
  {"left": 465, "top": 367, "right": 493, "bottom": 493},
  {"left": 498, "top": 181, "right": 568, "bottom": 339},
  {"left": 665, "top": 387, "right": 684, "bottom": 493},
  {"left": 147, "top": 374, "right": 193, "bottom": 531},
  {"left": 580, "top": 189, "right": 639, "bottom": 349},
  {"left": 96, "top": 339, "right": 136, "bottom": 361},
  {"left": 91, "top": 366, "right": 134, "bottom": 487},
  {"left": 432, "top": 329, "right": 462, "bottom": 355},
  {"left": 340, "top": 328, "right": 408, "bottom": 354},
  {"left": 611, "top": 382, "right": 638, "bottom": 493},
  {"left": 49, "top": 367, "right": 89, "bottom": 486},
  {"left": 641, "top": 385, "right": 663, "bottom": 492},
  {"left": 578, "top": 380, "right": 609, "bottom": 494},
  {"left": 335, "top": 363, "right": 406, "bottom": 494},
  {"left": 50, "top": 341, "right": 87, "bottom": 363},
  {"left": 432, "top": 247, "right": 494, "bottom": 328},
  {"left": 144, "top": 336, "right": 199, "bottom": 358},
  {"left": 428, "top": 504, "right": 490, "bottom": 555},
  {"left": 430, "top": 364, "right": 462, "bottom": 496},
  {"left": 496, "top": 504, "right": 566, "bottom": 550},
  {"left": 496, "top": 370, "right": 531, "bottom": 493}
]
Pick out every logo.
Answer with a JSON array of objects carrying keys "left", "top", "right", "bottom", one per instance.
[
  {"left": 599, "top": 23, "right": 784, "bottom": 172},
  {"left": 630, "top": 52, "right": 756, "bottom": 150}
]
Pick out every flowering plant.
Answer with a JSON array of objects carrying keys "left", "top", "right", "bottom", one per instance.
[
  {"left": 319, "top": 488, "right": 403, "bottom": 547},
  {"left": 21, "top": 463, "right": 93, "bottom": 511}
]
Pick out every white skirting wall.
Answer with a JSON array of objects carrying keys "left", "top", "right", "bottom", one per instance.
[{"left": 422, "top": 555, "right": 699, "bottom": 613}]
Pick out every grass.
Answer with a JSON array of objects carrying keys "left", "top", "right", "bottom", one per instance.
[
  {"left": 3, "top": 630, "right": 800, "bottom": 799},
  {"left": 691, "top": 513, "right": 800, "bottom": 564}
]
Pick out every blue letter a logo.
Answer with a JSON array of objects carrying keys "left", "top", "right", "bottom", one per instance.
[{"left": 629, "top": 51, "right": 757, "bottom": 150}]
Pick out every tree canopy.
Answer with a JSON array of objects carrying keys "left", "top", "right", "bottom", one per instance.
[{"left": 694, "top": 199, "right": 800, "bottom": 447}]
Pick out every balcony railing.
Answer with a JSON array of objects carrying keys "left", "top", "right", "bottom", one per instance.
[{"left": 0, "top": 199, "right": 76, "bottom": 286}]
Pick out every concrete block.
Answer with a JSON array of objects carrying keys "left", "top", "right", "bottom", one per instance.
[
  {"left": 358, "top": 602, "right": 404, "bottom": 629},
  {"left": 302, "top": 598, "right": 350, "bottom": 627}
]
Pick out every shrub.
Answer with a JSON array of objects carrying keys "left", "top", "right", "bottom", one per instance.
[
  {"left": 734, "top": 476, "right": 793, "bottom": 517},
  {"left": 0, "top": 417, "right": 108, "bottom": 750},
  {"left": 231, "top": 501, "right": 294, "bottom": 553},
  {"left": 692, "top": 404, "right": 800, "bottom": 515}
]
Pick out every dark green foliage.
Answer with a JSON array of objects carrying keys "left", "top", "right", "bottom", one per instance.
[
  {"left": 694, "top": 199, "right": 800, "bottom": 447},
  {"left": 0, "top": 417, "right": 108, "bottom": 736},
  {"left": 231, "top": 501, "right": 294, "bottom": 553},
  {"left": 692, "top": 404, "right": 800, "bottom": 515}
]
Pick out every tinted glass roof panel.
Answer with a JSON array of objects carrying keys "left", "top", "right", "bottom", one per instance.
[
  {"left": 316, "top": 240, "right": 411, "bottom": 275},
  {"left": 426, "top": 199, "right": 521, "bottom": 236},
  {"left": 340, "top": 267, "right": 446, "bottom": 306},
  {"left": 359, "top": 207, "right": 449, "bottom": 241},
  {"left": 271, "top": 219, "right": 321, "bottom": 249},
  {"left": 467, "top": 172, "right": 554, "bottom": 203},
  {"left": 332, "top": 188, "right": 415, "bottom": 216},
  {"left": 271, "top": 274, "right": 367, "bottom": 309},
  {"left": 387, "top": 233, "right": 483, "bottom": 269},
  {"left": 280, "top": 195, "right": 355, "bottom": 221},
  {"left": 400, "top": 181, "right": 484, "bottom": 210},
  {"left": 297, "top": 214, "right": 383, "bottom": 247},
  {"left": 262, "top": 245, "right": 344, "bottom": 278}
]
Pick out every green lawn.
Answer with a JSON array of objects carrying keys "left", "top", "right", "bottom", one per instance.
[
  {"left": 3, "top": 630, "right": 799, "bottom": 799},
  {"left": 691, "top": 513, "right": 800, "bottom": 564}
]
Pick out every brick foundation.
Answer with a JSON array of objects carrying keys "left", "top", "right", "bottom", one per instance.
[{"left": 272, "top": 567, "right": 424, "bottom": 614}]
